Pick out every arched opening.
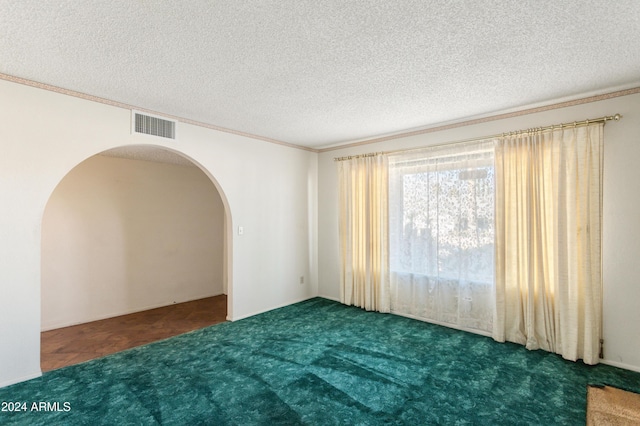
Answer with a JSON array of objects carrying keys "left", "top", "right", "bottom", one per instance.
[{"left": 40, "top": 145, "right": 232, "bottom": 371}]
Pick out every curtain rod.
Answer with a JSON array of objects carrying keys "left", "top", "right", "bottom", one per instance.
[{"left": 334, "top": 113, "right": 621, "bottom": 161}]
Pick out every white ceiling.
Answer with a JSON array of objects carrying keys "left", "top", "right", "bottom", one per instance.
[{"left": 1, "top": 1, "right": 639, "bottom": 150}]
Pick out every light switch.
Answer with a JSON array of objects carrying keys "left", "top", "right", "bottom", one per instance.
[{"left": 238, "top": 226, "right": 244, "bottom": 236}]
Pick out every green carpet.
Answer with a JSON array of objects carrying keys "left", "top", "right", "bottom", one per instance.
[{"left": 1, "top": 298, "right": 639, "bottom": 425}]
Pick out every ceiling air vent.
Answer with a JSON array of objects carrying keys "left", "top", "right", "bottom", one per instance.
[{"left": 132, "top": 111, "right": 176, "bottom": 139}]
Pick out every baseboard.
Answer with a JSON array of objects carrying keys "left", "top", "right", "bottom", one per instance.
[
  {"left": 601, "top": 358, "right": 640, "bottom": 373},
  {"left": 390, "top": 310, "right": 493, "bottom": 338},
  {"left": 318, "top": 295, "right": 340, "bottom": 302},
  {"left": 228, "top": 296, "right": 317, "bottom": 322},
  {"left": 42, "top": 292, "right": 224, "bottom": 331},
  {"left": 0, "top": 371, "right": 42, "bottom": 389}
]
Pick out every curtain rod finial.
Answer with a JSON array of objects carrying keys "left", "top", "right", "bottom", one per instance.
[{"left": 613, "top": 113, "right": 622, "bottom": 121}]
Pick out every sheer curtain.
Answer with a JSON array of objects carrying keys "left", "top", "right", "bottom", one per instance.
[
  {"left": 337, "top": 154, "right": 390, "bottom": 312},
  {"left": 388, "top": 141, "right": 495, "bottom": 333},
  {"left": 493, "top": 123, "right": 603, "bottom": 364}
]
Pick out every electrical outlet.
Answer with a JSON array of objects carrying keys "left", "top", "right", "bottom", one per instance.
[{"left": 299, "top": 276, "right": 305, "bottom": 285}]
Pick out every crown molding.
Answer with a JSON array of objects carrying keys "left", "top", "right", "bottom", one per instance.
[
  {"left": 0, "top": 72, "right": 319, "bottom": 153},
  {"left": 3, "top": 72, "right": 638, "bottom": 155},
  {"left": 317, "top": 86, "right": 640, "bottom": 153}
]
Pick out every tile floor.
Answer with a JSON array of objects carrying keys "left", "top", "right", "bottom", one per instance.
[{"left": 41, "top": 295, "right": 227, "bottom": 371}]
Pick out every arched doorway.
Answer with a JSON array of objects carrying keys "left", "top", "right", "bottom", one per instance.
[{"left": 40, "top": 145, "right": 232, "bottom": 370}]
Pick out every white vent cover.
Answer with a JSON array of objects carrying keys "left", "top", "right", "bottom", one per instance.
[{"left": 132, "top": 111, "right": 176, "bottom": 139}]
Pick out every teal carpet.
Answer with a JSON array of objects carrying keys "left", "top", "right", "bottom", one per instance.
[{"left": 1, "top": 298, "right": 639, "bottom": 425}]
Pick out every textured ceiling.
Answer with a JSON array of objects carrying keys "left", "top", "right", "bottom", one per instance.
[{"left": 1, "top": 1, "right": 639, "bottom": 149}]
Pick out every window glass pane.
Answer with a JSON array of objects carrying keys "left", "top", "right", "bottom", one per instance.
[{"left": 389, "top": 144, "right": 495, "bottom": 333}]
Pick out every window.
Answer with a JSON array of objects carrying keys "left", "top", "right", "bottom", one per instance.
[
  {"left": 388, "top": 142, "right": 495, "bottom": 333},
  {"left": 338, "top": 122, "right": 604, "bottom": 363}
]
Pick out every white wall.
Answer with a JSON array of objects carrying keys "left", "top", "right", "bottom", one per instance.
[
  {"left": 41, "top": 155, "right": 224, "bottom": 330},
  {"left": 0, "top": 79, "right": 318, "bottom": 388},
  {"left": 318, "top": 92, "right": 640, "bottom": 372}
]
